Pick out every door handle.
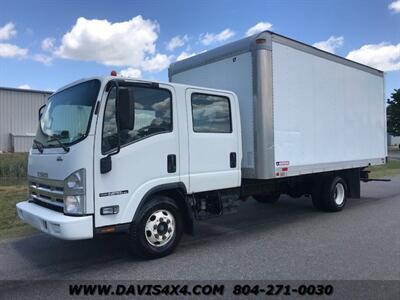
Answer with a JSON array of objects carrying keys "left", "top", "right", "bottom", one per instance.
[
  {"left": 230, "top": 152, "right": 237, "bottom": 168},
  {"left": 167, "top": 154, "right": 176, "bottom": 173}
]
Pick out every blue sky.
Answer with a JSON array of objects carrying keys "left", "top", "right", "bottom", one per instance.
[{"left": 0, "top": 0, "right": 399, "bottom": 99}]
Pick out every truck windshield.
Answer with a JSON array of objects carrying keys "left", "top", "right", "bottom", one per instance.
[{"left": 34, "top": 79, "right": 100, "bottom": 148}]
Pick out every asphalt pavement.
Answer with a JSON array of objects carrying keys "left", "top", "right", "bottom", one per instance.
[{"left": 0, "top": 176, "right": 399, "bottom": 298}]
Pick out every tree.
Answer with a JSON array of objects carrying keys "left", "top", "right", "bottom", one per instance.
[{"left": 387, "top": 89, "right": 400, "bottom": 137}]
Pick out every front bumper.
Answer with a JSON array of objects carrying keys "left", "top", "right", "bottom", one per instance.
[{"left": 16, "top": 201, "right": 93, "bottom": 240}]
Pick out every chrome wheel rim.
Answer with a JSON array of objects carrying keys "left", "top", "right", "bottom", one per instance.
[
  {"left": 145, "top": 209, "right": 175, "bottom": 247},
  {"left": 333, "top": 183, "right": 345, "bottom": 206}
]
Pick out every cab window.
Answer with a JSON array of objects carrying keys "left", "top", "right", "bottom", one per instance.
[
  {"left": 191, "top": 93, "right": 232, "bottom": 133},
  {"left": 102, "top": 85, "right": 172, "bottom": 153}
]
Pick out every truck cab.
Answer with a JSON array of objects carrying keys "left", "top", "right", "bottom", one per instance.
[{"left": 16, "top": 75, "right": 242, "bottom": 258}]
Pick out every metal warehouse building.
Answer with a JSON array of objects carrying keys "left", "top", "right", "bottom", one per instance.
[
  {"left": 388, "top": 135, "right": 400, "bottom": 147},
  {"left": 0, "top": 87, "right": 52, "bottom": 152}
]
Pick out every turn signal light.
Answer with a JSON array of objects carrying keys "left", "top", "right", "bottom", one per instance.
[{"left": 100, "top": 226, "right": 116, "bottom": 233}]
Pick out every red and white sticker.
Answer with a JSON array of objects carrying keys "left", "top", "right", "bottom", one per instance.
[{"left": 276, "top": 161, "right": 290, "bottom": 166}]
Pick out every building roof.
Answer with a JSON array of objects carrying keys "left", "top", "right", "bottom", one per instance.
[{"left": 0, "top": 86, "right": 53, "bottom": 95}]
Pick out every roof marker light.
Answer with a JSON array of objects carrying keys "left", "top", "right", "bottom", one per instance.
[
  {"left": 110, "top": 70, "right": 117, "bottom": 76},
  {"left": 256, "top": 38, "right": 266, "bottom": 44}
]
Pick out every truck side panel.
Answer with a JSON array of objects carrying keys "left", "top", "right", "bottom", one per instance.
[
  {"left": 171, "top": 52, "right": 255, "bottom": 171},
  {"left": 170, "top": 31, "right": 387, "bottom": 180},
  {"left": 272, "top": 41, "right": 386, "bottom": 177}
]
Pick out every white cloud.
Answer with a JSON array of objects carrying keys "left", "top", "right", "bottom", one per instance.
[
  {"left": 0, "top": 22, "right": 16, "bottom": 40},
  {"left": 18, "top": 84, "right": 31, "bottom": 89},
  {"left": 120, "top": 67, "right": 142, "bottom": 78},
  {"left": 41, "top": 37, "right": 56, "bottom": 51},
  {"left": 56, "top": 16, "right": 159, "bottom": 67},
  {"left": 33, "top": 54, "right": 53, "bottom": 65},
  {"left": 389, "top": 1, "right": 400, "bottom": 13},
  {"left": 346, "top": 42, "right": 400, "bottom": 72},
  {"left": 199, "top": 28, "right": 235, "bottom": 46},
  {"left": 0, "top": 23, "right": 28, "bottom": 59},
  {"left": 141, "top": 53, "right": 172, "bottom": 72},
  {"left": 0, "top": 43, "right": 27, "bottom": 57},
  {"left": 176, "top": 51, "right": 196, "bottom": 61},
  {"left": 245, "top": 22, "right": 272, "bottom": 37},
  {"left": 166, "top": 34, "right": 188, "bottom": 51},
  {"left": 313, "top": 36, "right": 344, "bottom": 54}
]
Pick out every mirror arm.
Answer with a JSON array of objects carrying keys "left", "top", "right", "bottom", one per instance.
[
  {"left": 100, "top": 80, "right": 121, "bottom": 174},
  {"left": 113, "top": 80, "right": 121, "bottom": 156},
  {"left": 38, "top": 104, "right": 46, "bottom": 121}
]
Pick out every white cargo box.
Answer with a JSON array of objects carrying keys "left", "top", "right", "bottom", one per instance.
[{"left": 169, "top": 31, "right": 387, "bottom": 180}]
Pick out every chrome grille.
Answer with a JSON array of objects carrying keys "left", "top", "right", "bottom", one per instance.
[{"left": 29, "top": 176, "right": 64, "bottom": 212}]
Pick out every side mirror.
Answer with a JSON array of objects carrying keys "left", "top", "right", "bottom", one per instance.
[
  {"left": 117, "top": 88, "right": 135, "bottom": 131},
  {"left": 100, "top": 156, "right": 112, "bottom": 174},
  {"left": 100, "top": 84, "right": 134, "bottom": 175},
  {"left": 38, "top": 104, "right": 46, "bottom": 121}
]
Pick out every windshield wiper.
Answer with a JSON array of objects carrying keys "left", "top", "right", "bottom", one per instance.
[
  {"left": 48, "top": 136, "right": 70, "bottom": 153},
  {"left": 33, "top": 139, "right": 44, "bottom": 153}
]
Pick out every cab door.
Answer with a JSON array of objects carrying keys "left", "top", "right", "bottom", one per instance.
[
  {"left": 93, "top": 82, "right": 179, "bottom": 228},
  {"left": 185, "top": 88, "right": 241, "bottom": 193}
]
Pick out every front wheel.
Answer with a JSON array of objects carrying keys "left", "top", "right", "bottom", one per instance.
[{"left": 128, "top": 196, "right": 183, "bottom": 259}]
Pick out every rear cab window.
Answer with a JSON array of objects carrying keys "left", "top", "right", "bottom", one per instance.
[{"left": 191, "top": 93, "right": 232, "bottom": 133}]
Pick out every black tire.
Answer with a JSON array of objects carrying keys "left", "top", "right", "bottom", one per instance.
[
  {"left": 313, "top": 176, "right": 347, "bottom": 212},
  {"left": 128, "top": 195, "right": 183, "bottom": 259},
  {"left": 253, "top": 193, "right": 280, "bottom": 204}
]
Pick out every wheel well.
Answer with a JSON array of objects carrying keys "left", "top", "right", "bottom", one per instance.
[
  {"left": 133, "top": 184, "right": 194, "bottom": 235},
  {"left": 307, "top": 169, "right": 360, "bottom": 199},
  {"left": 155, "top": 189, "right": 194, "bottom": 234}
]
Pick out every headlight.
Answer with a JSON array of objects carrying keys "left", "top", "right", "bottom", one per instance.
[
  {"left": 64, "top": 169, "right": 86, "bottom": 215},
  {"left": 65, "top": 169, "right": 85, "bottom": 191},
  {"left": 64, "top": 195, "right": 85, "bottom": 214}
]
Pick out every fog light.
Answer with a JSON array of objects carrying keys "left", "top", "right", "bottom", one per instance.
[{"left": 100, "top": 205, "right": 119, "bottom": 215}]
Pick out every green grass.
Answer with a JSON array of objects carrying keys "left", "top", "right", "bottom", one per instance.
[
  {"left": 0, "top": 153, "right": 32, "bottom": 239},
  {"left": 0, "top": 153, "right": 28, "bottom": 178},
  {"left": 368, "top": 159, "right": 400, "bottom": 179},
  {"left": 0, "top": 185, "right": 34, "bottom": 239}
]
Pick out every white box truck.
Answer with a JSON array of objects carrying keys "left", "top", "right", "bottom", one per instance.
[{"left": 16, "top": 31, "right": 386, "bottom": 259}]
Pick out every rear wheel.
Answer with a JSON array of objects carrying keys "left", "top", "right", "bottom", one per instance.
[
  {"left": 312, "top": 176, "right": 347, "bottom": 212},
  {"left": 253, "top": 193, "right": 280, "bottom": 204},
  {"left": 129, "top": 196, "right": 183, "bottom": 259}
]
